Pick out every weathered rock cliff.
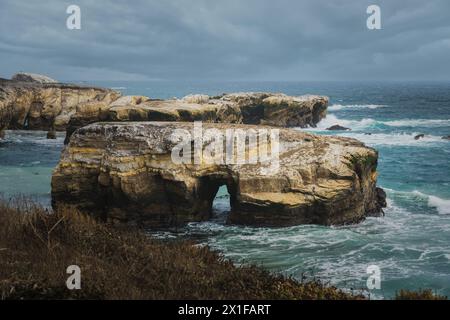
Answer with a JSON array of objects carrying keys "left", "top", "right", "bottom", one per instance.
[
  {"left": 65, "top": 92, "right": 328, "bottom": 142},
  {"left": 0, "top": 74, "right": 328, "bottom": 141},
  {"left": 52, "top": 122, "right": 385, "bottom": 228},
  {"left": 0, "top": 78, "right": 120, "bottom": 135}
]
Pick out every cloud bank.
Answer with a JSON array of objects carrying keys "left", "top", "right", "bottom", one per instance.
[{"left": 1, "top": 0, "right": 449, "bottom": 81}]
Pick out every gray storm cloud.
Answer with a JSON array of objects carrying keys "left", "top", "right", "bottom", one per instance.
[{"left": 0, "top": 0, "right": 449, "bottom": 81}]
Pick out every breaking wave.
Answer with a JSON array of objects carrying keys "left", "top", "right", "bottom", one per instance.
[
  {"left": 385, "top": 188, "right": 450, "bottom": 215},
  {"left": 338, "top": 132, "right": 445, "bottom": 147},
  {"left": 383, "top": 119, "right": 450, "bottom": 127},
  {"left": 314, "top": 114, "right": 450, "bottom": 131},
  {"left": 329, "top": 104, "right": 387, "bottom": 111}
]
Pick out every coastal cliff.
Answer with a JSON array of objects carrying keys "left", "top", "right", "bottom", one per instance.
[
  {"left": 0, "top": 73, "right": 328, "bottom": 142},
  {"left": 0, "top": 74, "right": 120, "bottom": 135},
  {"left": 52, "top": 121, "right": 385, "bottom": 228},
  {"left": 66, "top": 92, "right": 328, "bottom": 142}
]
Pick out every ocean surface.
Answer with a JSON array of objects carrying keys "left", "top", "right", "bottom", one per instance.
[{"left": 1, "top": 81, "right": 449, "bottom": 299}]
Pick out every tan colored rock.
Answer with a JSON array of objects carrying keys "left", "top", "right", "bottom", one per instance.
[
  {"left": 0, "top": 78, "right": 121, "bottom": 132},
  {"left": 65, "top": 92, "right": 328, "bottom": 143},
  {"left": 182, "top": 94, "right": 210, "bottom": 104},
  {"left": 109, "top": 95, "right": 151, "bottom": 107},
  {"left": 11, "top": 72, "right": 57, "bottom": 84},
  {"left": 52, "top": 121, "right": 385, "bottom": 228}
]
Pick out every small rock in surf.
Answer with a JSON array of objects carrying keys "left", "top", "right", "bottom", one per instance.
[
  {"left": 326, "top": 125, "right": 351, "bottom": 131},
  {"left": 414, "top": 134, "right": 425, "bottom": 140}
]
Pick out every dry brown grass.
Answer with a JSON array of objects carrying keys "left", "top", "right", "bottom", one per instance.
[
  {"left": 0, "top": 198, "right": 362, "bottom": 300},
  {"left": 395, "top": 289, "right": 447, "bottom": 300},
  {"left": 1, "top": 198, "right": 445, "bottom": 300}
]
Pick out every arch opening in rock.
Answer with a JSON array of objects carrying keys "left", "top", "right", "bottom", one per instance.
[
  {"left": 52, "top": 122, "right": 385, "bottom": 228},
  {"left": 211, "top": 185, "right": 231, "bottom": 223},
  {"left": 195, "top": 175, "right": 235, "bottom": 223}
]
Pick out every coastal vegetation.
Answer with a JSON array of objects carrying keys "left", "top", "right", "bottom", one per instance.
[
  {"left": 0, "top": 199, "right": 444, "bottom": 300},
  {"left": 0, "top": 198, "right": 361, "bottom": 300}
]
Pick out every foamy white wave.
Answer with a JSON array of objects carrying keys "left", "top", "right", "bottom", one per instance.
[
  {"left": 411, "top": 190, "right": 450, "bottom": 215},
  {"left": 428, "top": 195, "right": 450, "bottom": 215},
  {"left": 312, "top": 114, "right": 450, "bottom": 131},
  {"left": 388, "top": 189, "right": 450, "bottom": 215},
  {"left": 384, "top": 119, "right": 450, "bottom": 128},
  {"left": 329, "top": 104, "right": 386, "bottom": 111},
  {"left": 313, "top": 114, "right": 377, "bottom": 130},
  {"left": 338, "top": 132, "right": 444, "bottom": 147}
]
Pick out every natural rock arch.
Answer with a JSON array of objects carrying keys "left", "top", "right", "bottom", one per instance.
[{"left": 52, "top": 122, "right": 386, "bottom": 228}]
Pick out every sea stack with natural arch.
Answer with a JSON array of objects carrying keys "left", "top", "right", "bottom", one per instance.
[{"left": 51, "top": 121, "right": 386, "bottom": 228}]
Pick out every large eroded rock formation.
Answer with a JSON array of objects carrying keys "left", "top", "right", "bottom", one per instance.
[
  {"left": 52, "top": 122, "right": 385, "bottom": 228},
  {"left": 0, "top": 77, "right": 120, "bottom": 135},
  {"left": 0, "top": 73, "right": 328, "bottom": 141},
  {"left": 65, "top": 93, "right": 328, "bottom": 142}
]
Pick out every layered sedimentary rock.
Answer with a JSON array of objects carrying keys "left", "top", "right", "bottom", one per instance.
[
  {"left": 65, "top": 93, "right": 328, "bottom": 142},
  {"left": 0, "top": 77, "right": 120, "bottom": 135},
  {"left": 0, "top": 73, "right": 328, "bottom": 140},
  {"left": 52, "top": 122, "right": 385, "bottom": 228}
]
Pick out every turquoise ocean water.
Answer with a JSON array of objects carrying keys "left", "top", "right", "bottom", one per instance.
[{"left": 1, "top": 81, "right": 449, "bottom": 298}]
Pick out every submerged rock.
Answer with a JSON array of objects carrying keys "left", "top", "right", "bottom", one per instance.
[
  {"left": 442, "top": 135, "right": 450, "bottom": 140},
  {"left": 326, "top": 125, "right": 351, "bottom": 131},
  {"left": 52, "top": 122, "right": 385, "bottom": 228},
  {"left": 414, "top": 134, "right": 425, "bottom": 140}
]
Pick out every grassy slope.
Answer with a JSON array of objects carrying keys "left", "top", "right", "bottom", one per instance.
[{"left": 0, "top": 199, "right": 445, "bottom": 300}]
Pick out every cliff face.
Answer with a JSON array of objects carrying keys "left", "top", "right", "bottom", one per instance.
[
  {"left": 0, "top": 74, "right": 328, "bottom": 141},
  {"left": 65, "top": 93, "right": 328, "bottom": 143},
  {"left": 52, "top": 122, "right": 385, "bottom": 228},
  {"left": 0, "top": 78, "right": 120, "bottom": 134}
]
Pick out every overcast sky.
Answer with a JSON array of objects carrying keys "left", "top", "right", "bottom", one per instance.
[{"left": 1, "top": 0, "right": 449, "bottom": 81}]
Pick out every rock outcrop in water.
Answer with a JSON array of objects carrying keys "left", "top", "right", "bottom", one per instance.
[
  {"left": 327, "top": 125, "right": 351, "bottom": 131},
  {"left": 65, "top": 93, "right": 328, "bottom": 143},
  {"left": 0, "top": 76, "right": 120, "bottom": 136},
  {"left": 52, "top": 122, "right": 385, "bottom": 228},
  {"left": 0, "top": 73, "right": 328, "bottom": 141}
]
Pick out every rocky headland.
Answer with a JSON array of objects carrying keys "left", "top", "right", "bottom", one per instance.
[
  {"left": 2, "top": 73, "right": 386, "bottom": 230},
  {"left": 65, "top": 92, "right": 328, "bottom": 143},
  {"left": 0, "top": 74, "right": 329, "bottom": 143},
  {"left": 0, "top": 74, "right": 120, "bottom": 136},
  {"left": 52, "top": 121, "right": 385, "bottom": 228}
]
